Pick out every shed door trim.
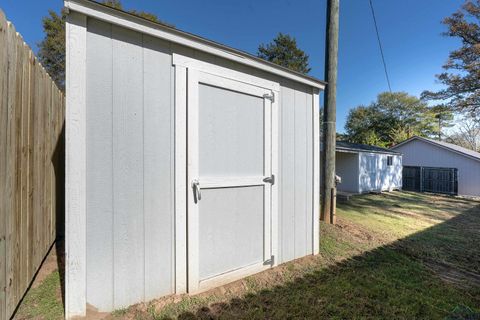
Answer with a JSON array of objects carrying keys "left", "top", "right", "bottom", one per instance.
[
  {"left": 173, "top": 53, "right": 280, "bottom": 91},
  {"left": 174, "top": 60, "right": 279, "bottom": 294}
]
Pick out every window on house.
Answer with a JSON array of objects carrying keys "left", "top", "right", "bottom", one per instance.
[{"left": 387, "top": 156, "right": 393, "bottom": 166}]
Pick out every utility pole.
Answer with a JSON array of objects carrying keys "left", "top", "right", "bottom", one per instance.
[{"left": 321, "top": 0, "right": 339, "bottom": 224}]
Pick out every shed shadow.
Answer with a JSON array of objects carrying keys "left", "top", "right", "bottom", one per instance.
[
  {"left": 171, "top": 204, "right": 480, "bottom": 319},
  {"left": 52, "top": 122, "right": 65, "bottom": 307}
]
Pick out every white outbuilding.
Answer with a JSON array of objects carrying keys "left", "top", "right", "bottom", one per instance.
[
  {"left": 391, "top": 136, "right": 480, "bottom": 196},
  {"left": 64, "top": 0, "right": 325, "bottom": 318},
  {"left": 335, "top": 141, "right": 403, "bottom": 194}
]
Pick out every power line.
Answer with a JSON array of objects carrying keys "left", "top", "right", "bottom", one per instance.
[{"left": 368, "top": 0, "right": 392, "bottom": 92}]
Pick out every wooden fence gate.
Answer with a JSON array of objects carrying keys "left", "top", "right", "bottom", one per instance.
[{"left": 0, "top": 10, "right": 65, "bottom": 319}]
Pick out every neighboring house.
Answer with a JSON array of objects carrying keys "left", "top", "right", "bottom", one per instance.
[
  {"left": 64, "top": 0, "right": 325, "bottom": 317},
  {"left": 391, "top": 136, "right": 480, "bottom": 197},
  {"left": 335, "top": 141, "right": 403, "bottom": 194}
]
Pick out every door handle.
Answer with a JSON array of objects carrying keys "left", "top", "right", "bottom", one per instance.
[{"left": 191, "top": 179, "right": 201, "bottom": 201}]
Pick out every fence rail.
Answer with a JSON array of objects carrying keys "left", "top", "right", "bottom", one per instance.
[{"left": 0, "top": 10, "right": 65, "bottom": 319}]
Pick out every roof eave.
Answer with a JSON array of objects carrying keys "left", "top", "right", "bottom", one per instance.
[
  {"left": 391, "top": 136, "right": 480, "bottom": 163},
  {"left": 336, "top": 147, "right": 400, "bottom": 155}
]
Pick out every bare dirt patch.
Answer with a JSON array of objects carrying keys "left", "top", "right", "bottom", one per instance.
[{"left": 335, "top": 216, "right": 374, "bottom": 242}]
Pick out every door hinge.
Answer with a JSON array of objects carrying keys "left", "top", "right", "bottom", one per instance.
[
  {"left": 263, "top": 174, "right": 275, "bottom": 185},
  {"left": 264, "top": 255, "right": 275, "bottom": 266},
  {"left": 263, "top": 92, "right": 275, "bottom": 103}
]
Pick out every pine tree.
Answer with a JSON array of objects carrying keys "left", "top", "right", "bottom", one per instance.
[
  {"left": 422, "top": 1, "right": 480, "bottom": 121},
  {"left": 257, "top": 33, "right": 311, "bottom": 74}
]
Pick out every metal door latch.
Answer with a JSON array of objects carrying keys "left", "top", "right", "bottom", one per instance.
[
  {"left": 263, "top": 174, "right": 275, "bottom": 185},
  {"left": 191, "top": 179, "right": 201, "bottom": 201},
  {"left": 264, "top": 255, "right": 275, "bottom": 266}
]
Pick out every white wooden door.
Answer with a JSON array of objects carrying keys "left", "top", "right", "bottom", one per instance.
[{"left": 187, "top": 69, "right": 277, "bottom": 293}]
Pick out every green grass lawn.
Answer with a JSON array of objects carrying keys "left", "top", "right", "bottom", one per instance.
[{"left": 14, "top": 191, "right": 480, "bottom": 319}]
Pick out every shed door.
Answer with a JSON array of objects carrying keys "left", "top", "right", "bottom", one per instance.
[{"left": 187, "top": 70, "right": 276, "bottom": 293}]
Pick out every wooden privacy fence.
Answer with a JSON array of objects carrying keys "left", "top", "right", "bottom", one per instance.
[{"left": 0, "top": 10, "right": 65, "bottom": 320}]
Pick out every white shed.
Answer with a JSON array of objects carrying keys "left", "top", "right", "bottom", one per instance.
[
  {"left": 391, "top": 136, "right": 480, "bottom": 197},
  {"left": 335, "top": 141, "right": 402, "bottom": 194},
  {"left": 64, "top": 0, "right": 325, "bottom": 318}
]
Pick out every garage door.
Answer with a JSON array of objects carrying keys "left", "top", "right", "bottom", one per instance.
[
  {"left": 402, "top": 166, "right": 458, "bottom": 195},
  {"left": 403, "top": 166, "right": 421, "bottom": 192},
  {"left": 422, "top": 167, "right": 458, "bottom": 195}
]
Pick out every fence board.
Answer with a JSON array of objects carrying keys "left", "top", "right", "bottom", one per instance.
[
  {"left": 0, "top": 9, "right": 8, "bottom": 320},
  {"left": 5, "top": 21, "right": 18, "bottom": 317},
  {"left": 0, "top": 11, "right": 65, "bottom": 320}
]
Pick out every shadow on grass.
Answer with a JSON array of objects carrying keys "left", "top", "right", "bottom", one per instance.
[{"left": 171, "top": 204, "right": 480, "bottom": 320}]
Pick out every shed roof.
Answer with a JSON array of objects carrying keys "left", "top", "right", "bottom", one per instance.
[
  {"left": 391, "top": 136, "right": 480, "bottom": 162},
  {"left": 64, "top": 0, "right": 326, "bottom": 89},
  {"left": 336, "top": 141, "right": 401, "bottom": 155}
]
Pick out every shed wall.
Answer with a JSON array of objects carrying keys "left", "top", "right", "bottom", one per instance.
[
  {"left": 358, "top": 153, "right": 402, "bottom": 193},
  {"left": 84, "top": 17, "right": 317, "bottom": 311},
  {"left": 394, "top": 139, "right": 480, "bottom": 196},
  {"left": 335, "top": 152, "right": 359, "bottom": 193},
  {"left": 85, "top": 19, "right": 175, "bottom": 310},
  {"left": 278, "top": 80, "right": 314, "bottom": 263}
]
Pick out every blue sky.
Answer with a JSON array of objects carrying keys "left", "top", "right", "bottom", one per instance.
[{"left": 1, "top": 0, "right": 464, "bottom": 132}]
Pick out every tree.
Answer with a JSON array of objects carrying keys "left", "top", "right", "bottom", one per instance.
[
  {"left": 421, "top": 0, "right": 480, "bottom": 121},
  {"left": 430, "top": 104, "right": 455, "bottom": 139},
  {"left": 344, "top": 105, "right": 387, "bottom": 146},
  {"left": 446, "top": 117, "right": 480, "bottom": 151},
  {"left": 38, "top": 10, "right": 66, "bottom": 90},
  {"left": 257, "top": 33, "right": 311, "bottom": 74},
  {"left": 345, "top": 92, "right": 442, "bottom": 147},
  {"left": 38, "top": 0, "right": 170, "bottom": 90}
]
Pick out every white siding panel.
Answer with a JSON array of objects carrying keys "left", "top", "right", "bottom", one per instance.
[
  {"left": 278, "top": 82, "right": 316, "bottom": 263},
  {"left": 305, "top": 93, "right": 313, "bottom": 255},
  {"left": 358, "top": 153, "right": 402, "bottom": 193},
  {"left": 143, "top": 35, "right": 174, "bottom": 299},
  {"left": 86, "top": 18, "right": 114, "bottom": 311},
  {"left": 379, "top": 155, "right": 402, "bottom": 191},
  {"left": 395, "top": 139, "right": 480, "bottom": 196},
  {"left": 280, "top": 86, "right": 295, "bottom": 262},
  {"left": 359, "top": 153, "right": 377, "bottom": 192},
  {"left": 294, "top": 88, "right": 307, "bottom": 258},
  {"left": 112, "top": 25, "right": 145, "bottom": 308}
]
